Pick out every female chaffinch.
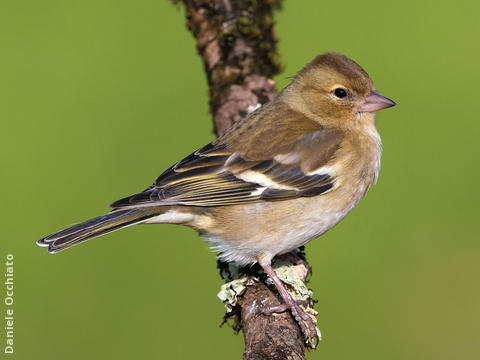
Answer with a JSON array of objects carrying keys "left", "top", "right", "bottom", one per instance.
[{"left": 38, "top": 52, "right": 395, "bottom": 341}]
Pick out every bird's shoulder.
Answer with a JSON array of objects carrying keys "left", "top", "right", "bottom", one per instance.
[{"left": 218, "top": 101, "right": 329, "bottom": 160}]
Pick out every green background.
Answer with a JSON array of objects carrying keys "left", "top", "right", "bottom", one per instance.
[{"left": 1, "top": 0, "right": 479, "bottom": 359}]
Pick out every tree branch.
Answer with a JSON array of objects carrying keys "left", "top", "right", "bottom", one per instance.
[
  {"left": 173, "top": 1, "right": 317, "bottom": 358},
  {"left": 178, "top": 0, "right": 281, "bottom": 135}
]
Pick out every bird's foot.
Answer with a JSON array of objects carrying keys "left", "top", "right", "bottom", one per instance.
[
  {"left": 262, "top": 299, "right": 309, "bottom": 314},
  {"left": 257, "top": 256, "right": 319, "bottom": 347},
  {"left": 262, "top": 298, "right": 319, "bottom": 346}
]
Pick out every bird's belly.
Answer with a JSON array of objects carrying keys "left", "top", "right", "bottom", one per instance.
[{"left": 199, "top": 186, "right": 365, "bottom": 266}]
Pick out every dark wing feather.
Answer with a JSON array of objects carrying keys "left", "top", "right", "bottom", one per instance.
[{"left": 110, "top": 128, "right": 343, "bottom": 209}]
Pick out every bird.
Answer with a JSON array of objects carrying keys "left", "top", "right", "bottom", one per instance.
[{"left": 38, "top": 52, "right": 396, "bottom": 342}]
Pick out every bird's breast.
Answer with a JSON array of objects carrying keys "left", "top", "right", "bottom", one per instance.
[{"left": 186, "top": 117, "right": 382, "bottom": 266}]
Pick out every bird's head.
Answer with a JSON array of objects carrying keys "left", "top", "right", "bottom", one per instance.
[{"left": 287, "top": 52, "right": 395, "bottom": 128}]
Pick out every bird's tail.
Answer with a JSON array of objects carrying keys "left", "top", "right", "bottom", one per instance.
[{"left": 37, "top": 207, "right": 163, "bottom": 253}]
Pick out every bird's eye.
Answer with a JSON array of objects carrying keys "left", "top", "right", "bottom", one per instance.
[{"left": 334, "top": 88, "right": 347, "bottom": 99}]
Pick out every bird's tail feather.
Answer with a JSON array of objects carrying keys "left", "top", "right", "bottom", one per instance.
[{"left": 37, "top": 207, "right": 163, "bottom": 253}]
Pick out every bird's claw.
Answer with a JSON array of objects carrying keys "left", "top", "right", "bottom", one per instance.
[{"left": 262, "top": 299, "right": 319, "bottom": 346}]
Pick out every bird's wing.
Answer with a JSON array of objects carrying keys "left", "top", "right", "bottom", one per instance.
[{"left": 110, "top": 112, "right": 344, "bottom": 208}]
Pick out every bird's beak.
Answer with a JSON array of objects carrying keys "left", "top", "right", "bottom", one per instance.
[{"left": 359, "top": 90, "right": 396, "bottom": 113}]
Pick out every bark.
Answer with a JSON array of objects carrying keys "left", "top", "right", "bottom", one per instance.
[
  {"left": 239, "top": 282, "right": 306, "bottom": 359},
  {"left": 175, "top": 0, "right": 281, "bottom": 135},
  {"left": 172, "top": 1, "right": 315, "bottom": 358}
]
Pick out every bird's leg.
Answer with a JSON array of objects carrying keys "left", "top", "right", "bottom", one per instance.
[{"left": 257, "top": 257, "right": 318, "bottom": 343}]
